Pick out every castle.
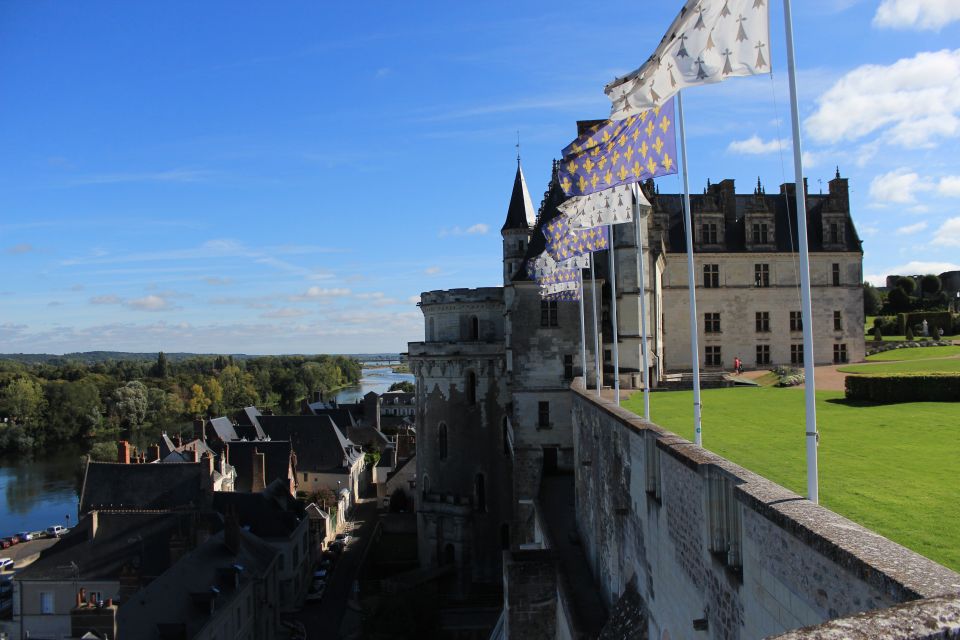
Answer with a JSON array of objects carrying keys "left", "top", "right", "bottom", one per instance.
[{"left": 401, "top": 162, "right": 960, "bottom": 639}]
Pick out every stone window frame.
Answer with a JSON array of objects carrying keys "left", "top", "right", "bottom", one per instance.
[
  {"left": 705, "top": 345, "right": 722, "bottom": 367},
  {"left": 834, "top": 310, "right": 842, "bottom": 331},
  {"left": 833, "top": 343, "right": 848, "bottom": 364},
  {"left": 703, "top": 264, "right": 720, "bottom": 288},
  {"left": 704, "top": 312, "right": 721, "bottom": 334},
  {"left": 789, "top": 310, "right": 803, "bottom": 332},
  {"left": 755, "top": 311, "right": 770, "bottom": 333},
  {"left": 832, "top": 263, "right": 841, "bottom": 286},
  {"left": 751, "top": 222, "right": 770, "bottom": 244},
  {"left": 469, "top": 315, "right": 480, "bottom": 341},
  {"left": 701, "top": 221, "right": 718, "bottom": 244},
  {"left": 756, "top": 344, "right": 771, "bottom": 366},
  {"left": 754, "top": 263, "right": 770, "bottom": 288},
  {"left": 790, "top": 344, "right": 803, "bottom": 365},
  {"left": 537, "top": 401, "right": 551, "bottom": 430},
  {"left": 540, "top": 300, "right": 559, "bottom": 327},
  {"left": 563, "top": 354, "right": 574, "bottom": 380}
]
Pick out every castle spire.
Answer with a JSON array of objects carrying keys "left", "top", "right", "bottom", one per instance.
[{"left": 501, "top": 161, "right": 536, "bottom": 232}]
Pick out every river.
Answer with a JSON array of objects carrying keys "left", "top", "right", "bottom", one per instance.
[{"left": 0, "top": 367, "right": 415, "bottom": 535}]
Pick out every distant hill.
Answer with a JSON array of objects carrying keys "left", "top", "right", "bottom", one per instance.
[{"left": 0, "top": 351, "right": 404, "bottom": 365}]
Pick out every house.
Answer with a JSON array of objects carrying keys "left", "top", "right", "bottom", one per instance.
[
  {"left": 13, "top": 510, "right": 212, "bottom": 639},
  {"left": 256, "top": 415, "right": 366, "bottom": 508},
  {"left": 223, "top": 439, "right": 297, "bottom": 496},
  {"left": 156, "top": 436, "right": 236, "bottom": 491},
  {"left": 114, "top": 517, "right": 280, "bottom": 640},
  {"left": 212, "top": 481, "right": 310, "bottom": 611},
  {"left": 79, "top": 457, "right": 214, "bottom": 515}
]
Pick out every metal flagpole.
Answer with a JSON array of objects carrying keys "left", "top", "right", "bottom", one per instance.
[
  {"left": 608, "top": 225, "right": 621, "bottom": 406},
  {"left": 632, "top": 184, "right": 651, "bottom": 421},
  {"left": 783, "top": 0, "right": 819, "bottom": 503},
  {"left": 578, "top": 268, "right": 588, "bottom": 391},
  {"left": 676, "top": 91, "right": 703, "bottom": 446},
  {"left": 590, "top": 252, "right": 601, "bottom": 397}
]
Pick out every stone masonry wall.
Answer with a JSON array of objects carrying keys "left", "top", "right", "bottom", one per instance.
[{"left": 571, "top": 381, "right": 960, "bottom": 640}]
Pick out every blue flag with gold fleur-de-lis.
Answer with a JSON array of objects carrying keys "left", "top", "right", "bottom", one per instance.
[
  {"left": 543, "top": 217, "right": 610, "bottom": 262},
  {"left": 558, "top": 99, "right": 678, "bottom": 197}
]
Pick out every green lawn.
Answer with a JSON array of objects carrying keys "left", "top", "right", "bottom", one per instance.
[
  {"left": 838, "top": 359, "right": 960, "bottom": 374},
  {"left": 864, "top": 345, "right": 960, "bottom": 361},
  {"left": 623, "top": 387, "right": 960, "bottom": 572}
]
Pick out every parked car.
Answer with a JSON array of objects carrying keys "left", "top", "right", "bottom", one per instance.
[
  {"left": 0, "top": 539, "right": 9, "bottom": 550},
  {"left": 0, "top": 558, "right": 14, "bottom": 572},
  {"left": 2, "top": 537, "right": 18, "bottom": 547},
  {"left": 15, "top": 532, "right": 33, "bottom": 543},
  {"left": 45, "top": 525, "right": 66, "bottom": 539}
]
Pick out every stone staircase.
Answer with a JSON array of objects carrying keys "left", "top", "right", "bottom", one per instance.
[{"left": 658, "top": 370, "right": 734, "bottom": 390}]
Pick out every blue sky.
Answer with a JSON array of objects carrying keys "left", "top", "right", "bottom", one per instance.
[{"left": 2, "top": 0, "right": 959, "bottom": 354}]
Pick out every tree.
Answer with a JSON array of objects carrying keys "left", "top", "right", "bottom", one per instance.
[
  {"left": 873, "top": 325, "right": 883, "bottom": 341},
  {"left": 863, "top": 283, "right": 882, "bottom": 316},
  {"left": 0, "top": 377, "right": 46, "bottom": 426},
  {"left": 109, "top": 381, "right": 148, "bottom": 430},
  {"left": 887, "top": 286, "right": 911, "bottom": 313},
  {"left": 896, "top": 276, "right": 916, "bottom": 295},
  {"left": 388, "top": 381, "right": 415, "bottom": 393},
  {"left": 151, "top": 351, "right": 169, "bottom": 378},
  {"left": 44, "top": 379, "right": 102, "bottom": 443},
  {"left": 920, "top": 274, "right": 941, "bottom": 301},
  {"left": 220, "top": 365, "right": 260, "bottom": 411},
  {"left": 88, "top": 441, "right": 118, "bottom": 462},
  {"left": 905, "top": 325, "right": 915, "bottom": 341},
  {"left": 203, "top": 377, "right": 224, "bottom": 415},
  {"left": 307, "top": 487, "right": 337, "bottom": 510},
  {"left": 188, "top": 384, "right": 211, "bottom": 417}
]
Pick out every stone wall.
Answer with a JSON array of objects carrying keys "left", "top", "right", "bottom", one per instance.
[
  {"left": 571, "top": 381, "right": 960, "bottom": 639},
  {"left": 504, "top": 550, "right": 559, "bottom": 640}
]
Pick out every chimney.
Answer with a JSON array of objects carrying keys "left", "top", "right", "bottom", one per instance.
[
  {"left": 202, "top": 452, "right": 214, "bottom": 477},
  {"left": 828, "top": 167, "right": 849, "bottom": 210},
  {"left": 224, "top": 507, "right": 241, "bottom": 555},
  {"left": 148, "top": 444, "right": 160, "bottom": 463},
  {"left": 251, "top": 449, "right": 266, "bottom": 493},
  {"left": 193, "top": 418, "right": 205, "bottom": 442},
  {"left": 139, "top": 451, "right": 147, "bottom": 464},
  {"left": 192, "top": 447, "right": 200, "bottom": 463},
  {"left": 118, "top": 440, "right": 131, "bottom": 464}
]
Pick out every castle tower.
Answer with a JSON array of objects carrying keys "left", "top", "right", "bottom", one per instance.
[{"left": 501, "top": 161, "right": 536, "bottom": 286}]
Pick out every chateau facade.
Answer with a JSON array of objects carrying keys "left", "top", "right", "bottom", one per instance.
[{"left": 409, "top": 159, "right": 865, "bottom": 588}]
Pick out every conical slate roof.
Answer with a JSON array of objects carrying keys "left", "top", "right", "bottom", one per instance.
[{"left": 501, "top": 162, "right": 537, "bottom": 232}]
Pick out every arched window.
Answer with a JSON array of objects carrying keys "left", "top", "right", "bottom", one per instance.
[
  {"left": 438, "top": 423, "right": 448, "bottom": 460},
  {"left": 475, "top": 473, "right": 486, "bottom": 512},
  {"left": 466, "top": 371, "right": 477, "bottom": 405},
  {"left": 470, "top": 315, "right": 479, "bottom": 340}
]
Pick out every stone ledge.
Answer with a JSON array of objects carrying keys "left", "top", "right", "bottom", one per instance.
[
  {"left": 768, "top": 594, "right": 960, "bottom": 640},
  {"left": 570, "top": 378, "right": 960, "bottom": 602}
]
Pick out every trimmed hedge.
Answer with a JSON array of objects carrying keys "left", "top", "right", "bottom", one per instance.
[
  {"left": 845, "top": 374, "right": 960, "bottom": 404},
  {"left": 897, "top": 311, "right": 953, "bottom": 336}
]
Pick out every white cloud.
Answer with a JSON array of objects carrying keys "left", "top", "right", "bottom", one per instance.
[
  {"left": 806, "top": 49, "right": 960, "bottom": 147},
  {"left": 261, "top": 308, "right": 309, "bottom": 319},
  {"left": 938, "top": 176, "right": 960, "bottom": 196},
  {"left": 127, "top": 295, "right": 172, "bottom": 311},
  {"left": 439, "top": 224, "right": 489, "bottom": 237},
  {"left": 896, "top": 221, "right": 928, "bottom": 234},
  {"left": 5, "top": 243, "right": 34, "bottom": 255},
  {"left": 727, "top": 135, "right": 789, "bottom": 155},
  {"left": 90, "top": 295, "right": 121, "bottom": 305},
  {"left": 408, "top": 295, "right": 421, "bottom": 305},
  {"left": 869, "top": 260, "right": 960, "bottom": 285},
  {"left": 354, "top": 292, "right": 386, "bottom": 300},
  {"left": 873, "top": 0, "right": 960, "bottom": 30},
  {"left": 291, "top": 286, "right": 352, "bottom": 301},
  {"left": 868, "top": 169, "right": 934, "bottom": 204},
  {"left": 203, "top": 276, "right": 232, "bottom": 286},
  {"left": 931, "top": 217, "right": 960, "bottom": 246},
  {"left": 424, "top": 266, "right": 441, "bottom": 275}
]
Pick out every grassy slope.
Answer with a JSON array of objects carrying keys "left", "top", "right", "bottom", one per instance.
[
  {"left": 623, "top": 387, "right": 960, "bottom": 571},
  {"left": 864, "top": 345, "right": 960, "bottom": 361},
  {"left": 838, "top": 359, "right": 960, "bottom": 374}
]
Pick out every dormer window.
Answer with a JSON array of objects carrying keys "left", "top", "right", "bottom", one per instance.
[
  {"left": 752, "top": 223, "right": 769, "bottom": 244},
  {"left": 701, "top": 222, "right": 718, "bottom": 244}
]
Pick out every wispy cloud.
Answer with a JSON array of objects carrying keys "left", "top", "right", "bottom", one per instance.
[
  {"left": 4, "top": 243, "right": 35, "bottom": 255},
  {"left": 261, "top": 307, "right": 309, "bottom": 319},
  {"left": 727, "top": 135, "right": 789, "bottom": 155},
  {"left": 873, "top": 0, "right": 960, "bottom": 30},
  {"left": 931, "top": 217, "right": 960, "bottom": 247},
  {"left": 417, "top": 95, "right": 598, "bottom": 122},
  {"left": 424, "top": 266, "right": 442, "bottom": 275},
  {"left": 203, "top": 276, "right": 233, "bottom": 286},
  {"left": 896, "top": 221, "right": 928, "bottom": 234},
  {"left": 68, "top": 168, "right": 216, "bottom": 186},
  {"left": 439, "top": 223, "right": 489, "bottom": 237}
]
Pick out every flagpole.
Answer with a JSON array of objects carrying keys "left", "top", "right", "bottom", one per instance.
[
  {"left": 783, "top": 0, "right": 819, "bottom": 504},
  {"left": 632, "top": 184, "right": 651, "bottom": 421},
  {"left": 676, "top": 91, "right": 703, "bottom": 446},
  {"left": 578, "top": 269, "right": 588, "bottom": 392},
  {"left": 608, "top": 225, "right": 621, "bottom": 406},
  {"left": 590, "top": 252, "right": 601, "bottom": 397}
]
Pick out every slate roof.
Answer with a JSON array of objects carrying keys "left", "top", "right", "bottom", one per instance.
[
  {"left": 514, "top": 162, "right": 569, "bottom": 283},
  {"left": 79, "top": 461, "right": 209, "bottom": 514},
  {"left": 212, "top": 479, "right": 304, "bottom": 539},
  {"left": 305, "top": 405, "right": 359, "bottom": 431},
  {"left": 257, "top": 415, "right": 361, "bottom": 474},
  {"left": 206, "top": 416, "right": 239, "bottom": 442},
  {"left": 224, "top": 440, "right": 292, "bottom": 493},
  {"left": 502, "top": 162, "right": 537, "bottom": 232},
  {"left": 116, "top": 528, "right": 277, "bottom": 640},
  {"left": 16, "top": 511, "right": 203, "bottom": 582}
]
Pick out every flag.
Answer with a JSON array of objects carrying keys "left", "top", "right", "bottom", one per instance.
[
  {"left": 557, "top": 100, "right": 678, "bottom": 197},
  {"left": 543, "top": 220, "right": 610, "bottom": 262},
  {"left": 558, "top": 184, "right": 652, "bottom": 228},
  {"left": 542, "top": 288, "right": 581, "bottom": 302},
  {"left": 604, "top": 0, "right": 771, "bottom": 118},
  {"left": 527, "top": 252, "right": 590, "bottom": 281},
  {"left": 539, "top": 268, "right": 581, "bottom": 296}
]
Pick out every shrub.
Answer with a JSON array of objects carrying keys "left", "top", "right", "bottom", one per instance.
[
  {"left": 873, "top": 325, "right": 882, "bottom": 341},
  {"left": 896, "top": 276, "right": 917, "bottom": 295},
  {"left": 897, "top": 311, "right": 953, "bottom": 336},
  {"left": 887, "top": 287, "right": 911, "bottom": 313},
  {"left": 845, "top": 374, "right": 960, "bottom": 404},
  {"left": 905, "top": 325, "right": 914, "bottom": 341}
]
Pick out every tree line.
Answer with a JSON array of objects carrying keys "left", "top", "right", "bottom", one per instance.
[{"left": 0, "top": 353, "right": 362, "bottom": 454}]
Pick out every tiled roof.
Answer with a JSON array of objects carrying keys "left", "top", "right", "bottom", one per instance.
[
  {"left": 257, "top": 415, "right": 361, "bottom": 473},
  {"left": 79, "top": 461, "right": 209, "bottom": 514}
]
